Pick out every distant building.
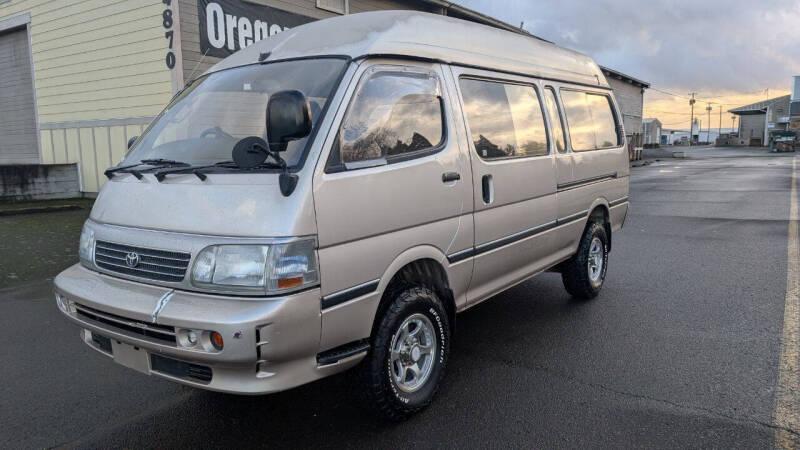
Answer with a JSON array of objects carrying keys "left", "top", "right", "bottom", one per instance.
[
  {"left": 662, "top": 129, "right": 691, "bottom": 145},
  {"left": 661, "top": 126, "right": 736, "bottom": 146},
  {"left": 642, "top": 118, "right": 662, "bottom": 145},
  {"left": 792, "top": 76, "right": 800, "bottom": 132},
  {"left": 729, "top": 95, "right": 791, "bottom": 146},
  {"left": 601, "top": 67, "right": 650, "bottom": 143}
]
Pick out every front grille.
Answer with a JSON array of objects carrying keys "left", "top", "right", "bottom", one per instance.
[
  {"left": 151, "top": 354, "right": 213, "bottom": 383},
  {"left": 94, "top": 241, "right": 190, "bottom": 283},
  {"left": 75, "top": 303, "right": 177, "bottom": 345}
]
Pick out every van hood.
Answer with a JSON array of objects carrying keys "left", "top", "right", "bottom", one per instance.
[{"left": 90, "top": 174, "right": 316, "bottom": 238}]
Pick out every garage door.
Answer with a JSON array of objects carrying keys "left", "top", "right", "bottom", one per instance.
[{"left": 0, "top": 27, "right": 39, "bottom": 164}]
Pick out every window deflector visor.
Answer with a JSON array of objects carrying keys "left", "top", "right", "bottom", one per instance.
[{"left": 337, "top": 65, "right": 444, "bottom": 168}]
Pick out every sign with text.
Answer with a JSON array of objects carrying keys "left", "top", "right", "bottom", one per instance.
[{"left": 198, "top": 0, "right": 315, "bottom": 58}]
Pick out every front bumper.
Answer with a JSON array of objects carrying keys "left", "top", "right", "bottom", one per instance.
[{"left": 54, "top": 264, "right": 361, "bottom": 394}]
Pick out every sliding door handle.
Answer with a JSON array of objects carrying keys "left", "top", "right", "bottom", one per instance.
[
  {"left": 482, "top": 174, "right": 493, "bottom": 204},
  {"left": 442, "top": 172, "right": 461, "bottom": 183}
]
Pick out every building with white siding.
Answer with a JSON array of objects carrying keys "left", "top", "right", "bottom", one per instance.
[
  {"left": 0, "top": 0, "right": 644, "bottom": 197},
  {"left": 641, "top": 118, "right": 661, "bottom": 145}
]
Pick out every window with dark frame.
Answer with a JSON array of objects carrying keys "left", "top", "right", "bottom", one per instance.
[
  {"left": 459, "top": 78, "right": 549, "bottom": 160},
  {"left": 543, "top": 87, "right": 567, "bottom": 153},
  {"left": 560, "top": 90, "right": 621, "bottom": 152},
  {"left": 332, "top": 68, "right": 445, "bottom": 170}
]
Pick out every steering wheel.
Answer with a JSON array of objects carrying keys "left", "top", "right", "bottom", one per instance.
[{"left": 200, "top": 126, "right": 233, "bottom": 139}]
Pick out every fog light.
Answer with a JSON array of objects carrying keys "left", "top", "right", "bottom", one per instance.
[
  {"left": 55, "top": 293, "right": 74, "bottom": 313},
  {"left": 55, "top": 293, "right": 66, "bottom": 310},
  {"left": 187, "top": 330, "right": 198, "bottom": 345},
  {"left": 211, "top": 331, "right": 224, "bottom": 350}
]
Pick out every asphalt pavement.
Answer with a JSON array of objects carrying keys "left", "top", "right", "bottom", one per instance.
[{"left": 1, "top": 147, "right": 798, "bottom": 448}]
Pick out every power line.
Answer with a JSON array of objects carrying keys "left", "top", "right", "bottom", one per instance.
[
  {"left": 647, "top": 87, "right": 696, "bottom": 101},
  {"left": 694, "top": 88, "right": 769, "bottom": 101},
  {"left": 645, "top": 85, "right": 777, "bottom": 106},
  {"left": 644, "top": 110, "right": 696, "bottom": 115}
]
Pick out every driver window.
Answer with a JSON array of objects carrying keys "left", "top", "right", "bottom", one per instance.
[{"left": 335, "top": 67, "right": 444, "bottom": 168}]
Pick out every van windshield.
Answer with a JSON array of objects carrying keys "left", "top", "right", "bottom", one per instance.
[{"left": 125, "top": 58, "right": 347, "bottom": 169}]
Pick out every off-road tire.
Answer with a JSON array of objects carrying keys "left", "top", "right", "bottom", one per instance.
[
  {"left": 562, "top": 220, "right": 609, "bottom": 300},
  {"left": 354, "top": 286, "right": 450, "bottom": 421}
]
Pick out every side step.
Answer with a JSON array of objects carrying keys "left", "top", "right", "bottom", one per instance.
[{"left": 316, "top": 339, "right": 370, "bottom": 366}]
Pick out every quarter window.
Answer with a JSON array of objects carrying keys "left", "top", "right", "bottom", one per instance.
[
  {"left": 588, "top": 93, "right": 619, "bottom": 148},
  {"left": 459, "top": 78, "right": 548, "bottom": 159},
  {"left": 560, "top": 90, "right": 620, "bottom": 151},
  {"left": 543, "top": 87, "right": 567, "bottom": 153},
  {"left": 337, "top": 68, "right": 444, "bottom": 167}
]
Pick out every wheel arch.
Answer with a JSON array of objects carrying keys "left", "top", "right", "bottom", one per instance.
[
  {"left": 587, "top": 199, "right": 612, "bottom": 252},
  {"left": 371, "top": 246, "right": 457, "bottom": 339}
]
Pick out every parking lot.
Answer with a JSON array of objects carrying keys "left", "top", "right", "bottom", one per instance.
[{"left": 1, "top": 146, "right": 798, "bottom": 448}]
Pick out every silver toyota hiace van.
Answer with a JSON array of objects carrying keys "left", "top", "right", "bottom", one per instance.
[{"left": 54, "top": 11, "right": 629, "bottom": 420}]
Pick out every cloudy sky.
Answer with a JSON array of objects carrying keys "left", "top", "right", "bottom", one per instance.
[{"left": 454, "top": 0, "right": 800, "bottom": 129}]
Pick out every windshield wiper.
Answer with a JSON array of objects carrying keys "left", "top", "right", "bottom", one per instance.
[
  {"left": 154, "top": 160, "right": 237, "bottom": 182},
  {"left": 104, "top": 159, "right": 190, "bottom": 180}
]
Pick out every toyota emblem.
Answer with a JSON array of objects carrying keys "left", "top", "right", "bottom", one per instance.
[{"left": 125, "top": 252, "right": 140, "bottom": 268}]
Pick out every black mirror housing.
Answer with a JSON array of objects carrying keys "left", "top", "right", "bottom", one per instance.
[
  {"left": 267, "top": 90, "right": 312, "bottom": 151},
  {"left": 127, "top": 136, "right": 138, "bottom": 149}
]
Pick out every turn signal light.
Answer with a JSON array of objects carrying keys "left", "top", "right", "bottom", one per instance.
[
  {"left": 211, "top": 331, "right": 224, "bottom": 350},
  {"left": 277, "top": 276, "right": 304, "bottom": 290}
]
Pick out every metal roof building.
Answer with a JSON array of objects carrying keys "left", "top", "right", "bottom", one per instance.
[{"left": 729, "top": 95, "right": 791, "bottom": 146}]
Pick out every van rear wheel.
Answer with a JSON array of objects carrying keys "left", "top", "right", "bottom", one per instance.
[
  {"left": 562, "top": 220, "right": 609, "bottom": 300},
  {"left": 353, "top": 286, "right": 449, "bottom": 421}
]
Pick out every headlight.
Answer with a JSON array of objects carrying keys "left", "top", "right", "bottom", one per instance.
[
  {"left": 191, "top": 239, "right": 319, "bottom": 294},
  {"left": 78, "top": 225, "right": 95, "bottom": 267}
]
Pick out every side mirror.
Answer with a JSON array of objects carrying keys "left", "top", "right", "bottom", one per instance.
[
  {"left": 127, "top": 136, "right": 138, "bottom": 149},
  {"left": 267, "top": 90, "right": 312, "bottom": 152}
]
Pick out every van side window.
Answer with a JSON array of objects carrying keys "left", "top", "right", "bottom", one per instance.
[
  {"left": 560, "top": 90, "right": 620, "bottom": 151},
  {"left": 336, "top": 68, "right": 444, "bottom": 168},
  {"left": 543, "top": 87, "right": 567, "bottom": 153},
  {"left": 588, "top": 93, "right": 620, "bottom": 148},
  {"left": 459, "top": 78, "right": 548, "bottom": 159}
]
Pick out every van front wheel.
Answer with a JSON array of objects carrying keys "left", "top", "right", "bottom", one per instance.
[
  {"left": 354, "top": 286, "right": 450, "bottom": 421},
  {"left": 562, "top": 220, "right": 609, "bottom": 300}
]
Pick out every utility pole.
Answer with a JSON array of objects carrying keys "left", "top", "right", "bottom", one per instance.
[
  {"left": 706, "top": 104, "right": 713, "bottom": 144},
  {"left": 689, "top": 93, "right": 696, "bottom": 146},
  {"left": 718, "top": 105, "right": 722, "bottom": 137}
]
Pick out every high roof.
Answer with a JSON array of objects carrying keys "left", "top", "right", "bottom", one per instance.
[
  {"left": 729, "top": 95, "right": 791, "bottom": 115},
  {"left": 206, "top": 11, "right": 608, "bottom": 89}
]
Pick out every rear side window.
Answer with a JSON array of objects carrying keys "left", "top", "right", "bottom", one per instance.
[
  {"left": 543, "top": 87, "right": 567, "bottom": 153},
  {"left": 588, "top": 93, "right": 619, "bottom": 148},
  {"left": 560, "top": 90, "right": 620, "bottom": 151},
  {"left": 458, "top": 78, "right": 548, "bottom": 159},
  {"left": 337, "top": 68, "right": 444, "bottom": 167}
]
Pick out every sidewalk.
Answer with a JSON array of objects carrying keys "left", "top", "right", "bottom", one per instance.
[
  {"left": 0, "top": 198, "right": 94, "bottom": 216},
  {"left": 633, "top": 146, "right": 786, "bottom": 166}
]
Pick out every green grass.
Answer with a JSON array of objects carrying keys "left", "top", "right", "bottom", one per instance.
[{"left": 0, "top": 207, "right": 91, "bottom": 288}]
